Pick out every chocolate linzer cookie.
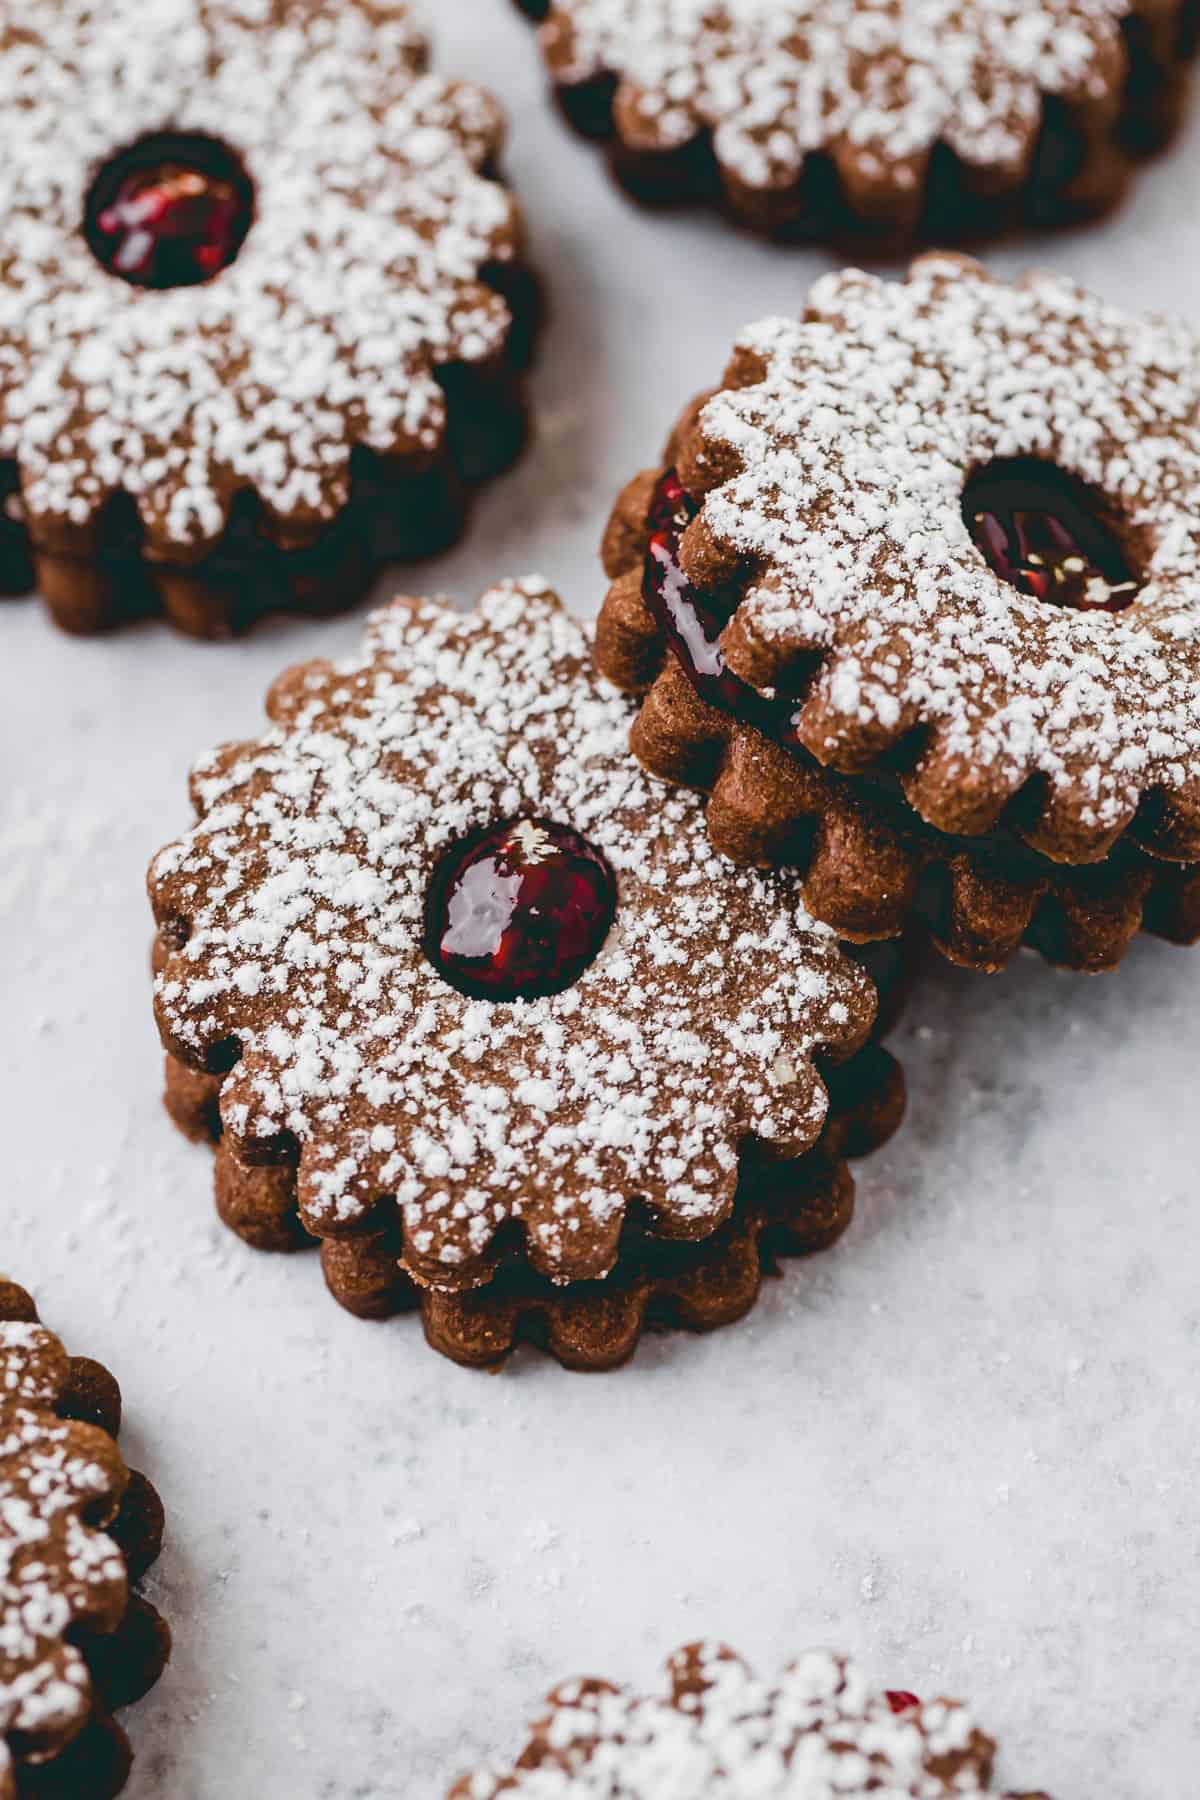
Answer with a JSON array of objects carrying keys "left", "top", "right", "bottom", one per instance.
[
  {"left": 0, "top": 0, "right": 536, "bottom": 638},
  {"left": 0, "top": 1281, "right": 169, "bottom": 1798},
  {"left": 450, "top": 1643, "right": 1050, "bottom": 1797},
  {"left": 598, "top": 254, "right": 1200, "bottom": 972},
  {"left": 516, "top": 0, "right": 1195, "bottom": 247},
  {"left": 149, "top": 578, "right": 904, "bottom": 1369}
]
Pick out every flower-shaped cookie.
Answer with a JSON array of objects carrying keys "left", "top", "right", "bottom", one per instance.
[
  {"left": 451, "top": 1643, "right": 1049, "bottom": 1797},
  {"left": 150, "top": 579, "right": 877, "bottom": 1299},
  {"left": 0, "top": 0, "right": 528, "bottom": 634},
  {"left": 519, "top": 0, "right": 1192, "bottom": 240},
  {"left": 0, "top": 1283, "right": 168, "bottom": 1797},
  {"left": 598, "top": 256, "right": 1200, "bottom": 971}
]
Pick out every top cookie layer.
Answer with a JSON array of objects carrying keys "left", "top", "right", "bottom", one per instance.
[
  {"left": 537, "top": 0, "right": 1134, "bottom": 178},
  {"left": 150, "top": 579, "right": 875, "bottom": 1289},
  {"left": 676, "top": 255, "right": 1200, "bottom": 863},
  {"left": 0, "top": 0, "right": 518, "bottom": 554},
  {"left": 452, "top": 1643, "right": 1039, "bottom": 1797},
  {"left": 0, "top": 1317, "right": 128, "bottom": 1785}
]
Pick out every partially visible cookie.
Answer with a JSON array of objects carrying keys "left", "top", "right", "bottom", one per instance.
[
  {"left": 597, "top": 255, "right": 1200, "bottom": 972},
  {"left": 0, "top": 1282, "right": 169, "bottom": 1798},
  {"left": 0, "top": 0, "right": 536, "bottom": 638},
  {"left": 450, "top": 1643, "right": 1050, "bottom": 1797},
  {"left": 150, "top": 578, "right": 905, "bottom": 1368},
  {"left": 516, "top": 0, "right": 1195, "bottom": 248}
]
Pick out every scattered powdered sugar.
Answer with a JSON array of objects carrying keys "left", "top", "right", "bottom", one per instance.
[
  {"left": 694, "top": 256, "right": 1200, "bottom": 842},
  {"left": 454, "top": 1643, "right": 1025, "bottom": 1797},
  {"left": 150, "top": 579, "right": 873, "bottom": 1283},
  {"left": 538, "top": 0, "right": 1130, "bottom": 177},
  {"left": 0, "top": 0, "right": 517, "bottom": 549},
  {"left": 0, "top": 1320, "right": 127, "bottom": 1759}
]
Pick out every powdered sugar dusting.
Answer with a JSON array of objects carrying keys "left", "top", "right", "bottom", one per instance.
[
  {"left": 454, "top": 1643, "right": 1028, "bottom": 1797},
  {"left": 694, "top": 256, "right": 1200, "bottom": 846},
  {"left": 150, "top": 580, "right": 874, "bottom": 1285},
  {"left": 538, "top": 0, "right": 1129, "bottom": 177},
  {"left": 0, "top": 0, "right": 517, "bottom": 549},
  {"left": 0, "top": 1319, "right": 127, "bottom": 1760}
]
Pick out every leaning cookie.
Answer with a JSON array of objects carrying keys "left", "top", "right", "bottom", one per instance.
[
  {"left": 149, "top": 578, "right": 904, "bottom": 1370},
  {"left": 515, "top": 0, "right": 1195, "bottom": 247},
  {"left": 449, "top": 1643, "right": 1050, "bottom": 1797},
  {"left": 0, "top": 1281, "right": 169, "bottom": 1799},
  {"left": 0, "top": 0, "right": 535, "bottom": 638},
  {"left": 598, "top": 254, "right": 1200, "bottom": 973}
]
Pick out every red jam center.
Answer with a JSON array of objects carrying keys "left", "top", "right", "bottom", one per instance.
[
  {"left": 885, "top": 1691, "right": 921, "bottom": 1715},
  {"left": 643, "top": 469, "right": 807, "bottom": 752},
  {"left": 85, "top": 135, "right": 253, "bottom": 290},
  {"left": 963, "top": 460, "right": 1139, "bottom": 614},
  {"left": 424, "top": 818, "right": 617, "bottom": 1003}
]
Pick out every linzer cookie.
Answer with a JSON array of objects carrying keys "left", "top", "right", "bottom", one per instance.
[
  {"left": 0, "top": 1281, "right": 169, "bottom": 1798},
  {"left": 598, "top": 255, "right": 1200, "bottom": 972},
  {"left": 450, "top": 1643, "right": 1050, "bottom": 1797},
  {"left": 0, "top": 1, "right": 535, "bottom": 639},
  {"left": 148, "top": 578, "right": 904, "bottom": 1370},
  {"left": 516, "top": 0, "right": 1195, "bottom": 246}
]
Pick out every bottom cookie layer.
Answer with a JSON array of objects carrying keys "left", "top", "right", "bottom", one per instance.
[
  {"left": 625, "top": 654, "right": 1200, "bottom": 974},
  {"left": 163, "top": 1041, "right": 905, "bottom": 1371},
  {"left": 0, "top": 1283, "right": 170, "bottom": 1800}
]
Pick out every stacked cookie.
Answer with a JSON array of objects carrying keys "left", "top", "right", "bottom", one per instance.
[
  {"left": 599, "top": 254, "right": 1200, "bottom": 972},
  {"left": 149, "top": 580, "right": 905, "bottom": 1370}
]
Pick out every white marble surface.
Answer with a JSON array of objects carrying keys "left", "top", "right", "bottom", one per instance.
[{"left": 3, "top": 5, "right": 1200, "bottom": 1796}]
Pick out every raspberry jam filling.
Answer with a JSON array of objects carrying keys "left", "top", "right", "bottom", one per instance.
[
  {"left": 885, "top": 1691, "right": 921, "bottom": 1715},
  {"left": 963, "top": 459, "right": 1139, "bottom": 613},
  {"left": 85, "top": 134, "right": 254, "bottom": 289},
  {"left": 643, "top": 469, "right": 807, "bottom": 752},
  {"left": 425, "top": 818, "right": 617, "bottom": 1002}
]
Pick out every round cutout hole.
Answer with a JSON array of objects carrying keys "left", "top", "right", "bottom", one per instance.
[
  {"left": 84, "top": 132, "right": 254, "bottom": 290},
  {"left": 424, "top": 817, "right": 617, "bottom": 1003},
  {"left": 962, "top": 458, "right": 1142, "bottom": 615}
]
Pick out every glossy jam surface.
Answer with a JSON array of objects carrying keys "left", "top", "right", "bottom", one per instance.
[
  {"left": 885, "top": 1690, "right": 921, "bottom": 1715},
  {"left": 963, "top": 460, "right": 1139, "bottom": 614},
  {"left": 642, "top": 468, "right": 805, "bottom": 750},
  {"left": 425, "top": 818, "right": 617, "bottom": 1002},
  {"left": 86, "top": 136, "right": 253, "bottom": 289}
]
